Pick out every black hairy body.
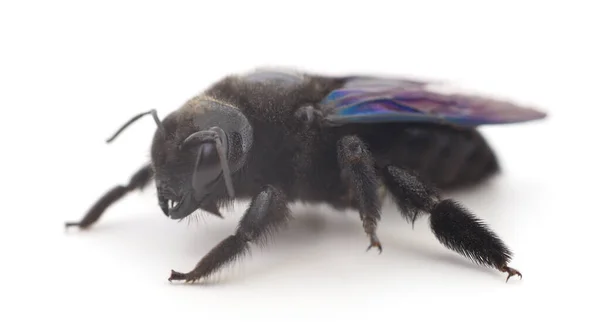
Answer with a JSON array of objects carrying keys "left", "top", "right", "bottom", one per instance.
[
  {"left": 204, "top": 75, "right": 497, "bottom": 203},
  {"left": 66, "top": 69, "right": 537, "bottom": 284}
]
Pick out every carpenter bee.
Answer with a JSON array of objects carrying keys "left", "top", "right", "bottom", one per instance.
[{"left": 65, "top": 67, "right": 546, "bottom": 283}]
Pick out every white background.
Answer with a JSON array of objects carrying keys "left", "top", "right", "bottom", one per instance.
[{"left": 1, "top": 0, "right": 598, "bottom": 332}]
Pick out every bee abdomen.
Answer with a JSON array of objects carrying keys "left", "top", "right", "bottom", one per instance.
[
  {"left": 377, "top": 125, "right": 499, "bottom": 190},
  {"left": 429, "top": 128, "right": 499, "bottom": 189}
]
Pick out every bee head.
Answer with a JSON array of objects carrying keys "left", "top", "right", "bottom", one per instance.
[
  {"left": 147, "top": 97, "right": 253, "bottom": 220},
  {"left": 104, "top": 96, "right": 252, "bottom": 220},
  {"left": 138, "top": 97, "right": 253, "bottom": 220}
]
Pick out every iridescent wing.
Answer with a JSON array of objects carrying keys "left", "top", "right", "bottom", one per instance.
[{"left": 320, "top": 77, "right": 547, "bottom": 126}]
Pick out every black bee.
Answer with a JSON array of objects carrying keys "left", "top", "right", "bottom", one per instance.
[{"left": 65, "top": 68, "right": 546, "bottom": 283}]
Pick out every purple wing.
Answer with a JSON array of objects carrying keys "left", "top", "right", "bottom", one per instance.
[{"left": 320, "top": 77, "right": 547, "bottom": 126}]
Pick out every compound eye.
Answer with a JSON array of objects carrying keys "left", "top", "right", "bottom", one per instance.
[
  {"left": 191, "top": 142, "right": 223, "bottom": 197},
  {"left": 197, "top": 142, "right": 218, "bottom": 167}
]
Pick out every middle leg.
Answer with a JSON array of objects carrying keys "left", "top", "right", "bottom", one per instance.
[{"left": 337, "top": 135, "right": 383, "bottom": 253}]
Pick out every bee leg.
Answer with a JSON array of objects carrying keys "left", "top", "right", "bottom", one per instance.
[
  {"left": 337, "top": 136, "right": 383, "bottom": 253},
  {"left": 295, "top": 105, "right": 323, "bottom": 125},
  {"left": 381, "top": 165, "right": 521, "bottom": 281},
  {"left": 168, "top": 185, "right": 290, "bottom": 284},
  {"left": 65, "top": 163, "right": 153, "bottom": 229}
]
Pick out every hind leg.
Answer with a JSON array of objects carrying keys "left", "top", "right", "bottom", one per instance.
[
  {"left": 380, "top": 164, "right": 521, "bottom": 281},
  {"left": 337, "top": 136, "right": 383, "bottom": 252}
]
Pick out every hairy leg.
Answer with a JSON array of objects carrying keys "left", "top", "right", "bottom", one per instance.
[
  {"left": 337, "top": 136, "right": 383, "bottom": 253},
  {"left": 381, "top": 165, "right": 521, "bottom": 281},
  {"left": 65, "top": 163, "right": 154, "bottom": 229},
  {"left": 168, "top": 185, "right": 290, "bottom": 283}
]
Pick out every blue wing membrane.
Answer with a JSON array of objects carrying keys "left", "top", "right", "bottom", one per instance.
[{"left": 320, "top": 77, "right": 547, "bottom": 126}]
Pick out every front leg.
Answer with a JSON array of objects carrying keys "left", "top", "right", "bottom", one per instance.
[
  {"left": 168, "top": 185, "right": 290, "bottom": 283},
  {"left": 337, "top": 136, "right": 383, "bottom": 253},
  {"left": 65, "top": 163, "right": 154, "bottom": 229}
]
